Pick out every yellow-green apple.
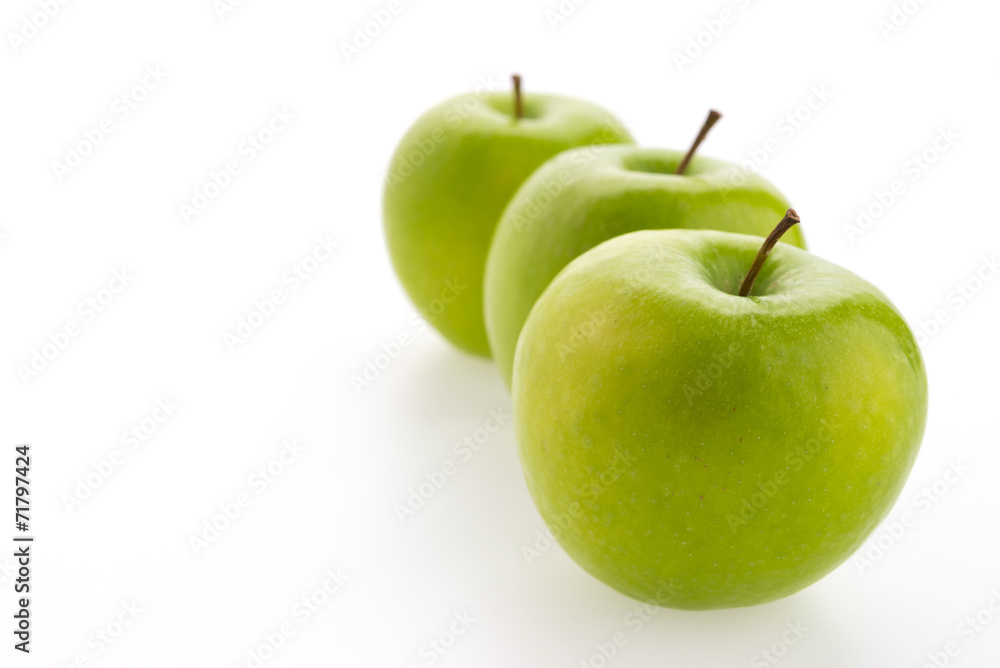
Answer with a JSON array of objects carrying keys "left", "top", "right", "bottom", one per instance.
[
  {"left": 383, "top": 75, "right": 633, "bottom": 356},
  {"left": 485, "top": 111, "right": 805, "bottom": 386},
  {"left": 512, "top": 214, "right": 927, "bottom": 609}
]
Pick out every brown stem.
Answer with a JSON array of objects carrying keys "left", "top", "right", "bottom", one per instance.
[
  {"left": 675, "top": 109, "right": 722, "bottom": 175},
  {"left": 739, "top": 209, "right": 801, "bottom": 297},
  {"left": 512, "top": 74, "right": 524, "bottom": 120}
]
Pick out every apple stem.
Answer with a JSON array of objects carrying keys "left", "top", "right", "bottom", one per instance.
[
  {"left": 675, "top": 109, "right": 722, "bottom": 175},
  {"left": 513, "top": 74, "right": 524, "bottom": 120},
  {"left": 738, "top": 209, "right": 801, "bottom": 297}
]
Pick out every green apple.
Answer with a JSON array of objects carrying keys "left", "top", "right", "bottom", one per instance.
[
  {"left": 484, "top": 140, "right": 805, "bottom": 387},
  {"left": 513, "top": 218, "right": 927, "bottom": 609},
  {"left": 383, "top": 76, "right": 633, "bottom": 356}
]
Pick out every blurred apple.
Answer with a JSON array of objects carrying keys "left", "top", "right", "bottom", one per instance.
[{"left": 383, "top": 76, "right": 633, "bottom": 356}]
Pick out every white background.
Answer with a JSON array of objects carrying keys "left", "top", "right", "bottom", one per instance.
[{"left": 1, "top": 0, "right": 998, "bottom": 666}]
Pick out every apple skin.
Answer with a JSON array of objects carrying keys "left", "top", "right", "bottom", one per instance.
[
  {"left": 485, "top": 146, "right": 805, "bottom": 386},
  {"left": 383, "top": 91, "right": 633, "bottom": 356},
  {"left": 513, "top": 229, "right": 927, "bottom": 609}
]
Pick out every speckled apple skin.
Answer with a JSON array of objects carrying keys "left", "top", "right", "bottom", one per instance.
[{"left": 513, "top": 229, "right": 927, "bottom": 609}]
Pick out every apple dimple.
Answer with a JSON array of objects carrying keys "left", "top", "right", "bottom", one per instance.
[
  {"left": 620, "top": 153, "right": 711, "bottom": 178},
  {"left": 485, "top": 94, "right": 544, "bottom": 120}
]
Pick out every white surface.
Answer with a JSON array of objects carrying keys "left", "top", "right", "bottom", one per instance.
[{"left": 1, "top": 0, "right": 998, "bottom": 666}]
